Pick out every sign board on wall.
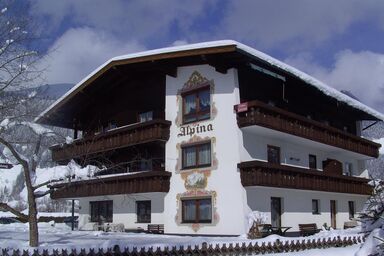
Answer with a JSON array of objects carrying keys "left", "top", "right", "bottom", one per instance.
[{"left": 236, "top": 102, "right": 248, "bottom": 113}]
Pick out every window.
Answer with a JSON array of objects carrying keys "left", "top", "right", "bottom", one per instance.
[
  {"left": 312, "top": 199, "right": 320, "bottom": 214},
  {"left": 344, "top": 162, "right": 353, "bottom": 176},
  {"left": 182, "top": 87, "right": 210, "bottom": 124},
  {"left": 309, "top": 154, "right": 317, "bottom": 169},
  {"left": 136, "top": 201, "right": 151, "bottom": 223},
  {"left": 182, "top": 198, "right": 212, "bottom": 223},
  {"left": 139, "top": 111, "right": 153, "bottom": 123},
  {"left": 267, "top": 145, "right": 280, "bottom": 164},
  {"left": 90, "top": 200, "right": 113, "bottom": 223},
  {"left": 348, "top": 201, "right": 355, "bottom": 219},
  {"left": 182, "top": 142, "right": 211, "bottom": 169}
]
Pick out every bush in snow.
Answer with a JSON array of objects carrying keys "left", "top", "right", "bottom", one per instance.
[
  {"left": 356, "top": 179, "right": 384, "bottom": 255},
  {"left": 247, "top": 211, "right": 269, "bottom": 239}
]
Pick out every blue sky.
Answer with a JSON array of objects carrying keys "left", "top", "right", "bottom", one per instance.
[{"left": 24, "top": 0, "right": 384, "bottom": 113}]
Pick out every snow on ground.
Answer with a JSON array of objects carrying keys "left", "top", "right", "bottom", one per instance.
[
  {"left": 0, "top": 211, "right": 78, "bottom": 218},
  {"left": 0, "top": 223, "right": 364, "bottom": 255}
]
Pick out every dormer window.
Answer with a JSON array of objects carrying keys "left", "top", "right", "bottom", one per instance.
[{"left": 182, "top": 87, "right": 210, "bottom": 124}]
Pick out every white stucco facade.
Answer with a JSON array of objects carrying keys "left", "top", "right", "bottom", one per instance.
[{"left": 75, "top": 63, "right": 371, "bottom": 235}]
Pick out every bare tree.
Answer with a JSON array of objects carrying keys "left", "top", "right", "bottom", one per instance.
[{"left": 0, "top": 0, "right": 62, "bottom": 247}]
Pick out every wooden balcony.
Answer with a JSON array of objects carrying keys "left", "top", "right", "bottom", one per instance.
[
  {"left": 239, "top": 160, "right": 371, "bottom": 195},
  {"left": 235, "top": 100, "right": 380, "bottom": 158},
  {"left": 49, "top": 171, "right": 171, "bottom": 199},
  {"left": 51, "top": 119, "right": 171, "bottom": 162}
]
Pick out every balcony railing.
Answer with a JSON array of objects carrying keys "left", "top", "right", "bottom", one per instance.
[
  {"left": 235, "top": 100, "right": 380, "bottom": 157},
  {"left": 51, "top": 119, "right": 171, "bottom": 162},
  {"left": 49, "top": 171, "right": 171, "bottom": 199},
  {"left": 239, "top": 160, "right": 371, "bottom": 195}
]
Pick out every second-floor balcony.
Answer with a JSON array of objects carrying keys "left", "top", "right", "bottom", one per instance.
[
  {"left": 235, "top": 100, "right": 380, "bottom": 158},
  {"left": 51, "top": 119, "right": 171, "bottom": 162},
  {"left": 239, "top": 160, "right": 371, "bottom": 195},
  {"left": 49, "top": 171, "right": 171, "bottom": 199}
]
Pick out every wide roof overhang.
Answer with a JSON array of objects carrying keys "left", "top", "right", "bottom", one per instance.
[{"left": 36, "top": 40, "right": 384, "bottom": 129}]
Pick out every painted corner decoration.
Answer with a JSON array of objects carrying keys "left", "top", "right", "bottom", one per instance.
[
  {"left": 181, "top": 170, "right": 211, "bottom": 189},
  {"left": 175, "top": 71, "right": 217, "bottom": 126}
]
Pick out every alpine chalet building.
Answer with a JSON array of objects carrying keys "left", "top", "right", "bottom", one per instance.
[{"left": 37, "top": 40, "right": 383, "bottom": 235}]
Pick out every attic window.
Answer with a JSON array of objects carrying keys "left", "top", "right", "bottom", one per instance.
[{"left": 182, "top": 87, "right": 210, "bottom": 124}]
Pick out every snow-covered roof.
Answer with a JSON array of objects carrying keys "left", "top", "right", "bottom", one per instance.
[{"left": 36, "top": 40, "right": 384, "bottom": 122}]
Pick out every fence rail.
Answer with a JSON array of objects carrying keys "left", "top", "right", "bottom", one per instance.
[{"left": 0, "top": 235, "right": 364, "bottom": 256}]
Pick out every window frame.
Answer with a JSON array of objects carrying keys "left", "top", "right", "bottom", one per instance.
[
  {"left": 136, "top": 200, "right": 151, "bottom": 223},
  {"left": 181, "top": 197, "right": 212, "bottom": 224},
  {"left": 181, "top": 141, "right": 211, "bottom": 170},
  {"left": 312, "top": 199, "right": 320, "bottom": 215},
  {"left": 309, "top": 154, "right": 317, "bottom": 169},
  {"left": 267, "top": 145, "right": 281, "bottom": 164},
  {"left": 90, "top": 200, "right": 113, "bottom": 223},
  {"left": 182, "top": 86, "right": 211, "bottom": 124}
]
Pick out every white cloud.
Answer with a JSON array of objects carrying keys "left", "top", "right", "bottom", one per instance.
[
  {"left": 38, "top": 27, "right": 145, "bottom": 84},
  {"left": 30, "top": 0, "right": 216, "bottom": 42},
  {"left": 219, "top": 0, "right": 384, "bottom": 50},
  {"left": 285, "top": 50, "right": 384, "bottom": 113}
]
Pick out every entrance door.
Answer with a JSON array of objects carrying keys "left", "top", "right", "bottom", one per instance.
[
  {"left": 271, "top": 197, "right": 282, "bottom": 227},
  {"left": 330, "top": 200, "right": 337, "bottom": 228}
]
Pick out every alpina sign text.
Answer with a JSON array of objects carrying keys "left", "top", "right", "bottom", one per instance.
[{"left": 178, "top": 123, "right": 213, "bottom": 137}]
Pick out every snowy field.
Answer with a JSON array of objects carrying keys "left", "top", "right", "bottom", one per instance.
[{"left": 0, "top": 223, "right": 365, "bottom": 256}]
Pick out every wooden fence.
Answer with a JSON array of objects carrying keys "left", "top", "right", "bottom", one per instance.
[{"left": 0, "top": 235, "right": 364, "bottom": 256}]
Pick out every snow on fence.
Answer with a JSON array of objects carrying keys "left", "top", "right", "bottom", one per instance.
[{"left": 0, "top": 235, "right": 364, "bottom": 256}]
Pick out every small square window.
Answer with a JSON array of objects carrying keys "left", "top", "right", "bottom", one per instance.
[
  {"left": 312, "top": 199, "right": 320, "bottom": 214},
  {"left": 182, "top": 142, "right": 211, "bottom": 169},
  {"left": 90, "top": 200, "right": 113, "bottom": 223},
  {"left": 139, "top": 111, "right": 153, "bottom": 123},
  {"left": 309, "top": 155, "right": 317, "bottom": 169},
  {"left": 136, "top": 201, "right": 151, "bottom": 223},
  {"left": 182, "top": 198, "right": 212, "bottom": 223}
]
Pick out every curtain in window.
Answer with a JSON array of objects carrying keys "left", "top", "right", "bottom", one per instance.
[
  {"left": 183, "top": 147, "right": 196, "bottom": 167},
  {"left": 199, "top": 199, "right": 212, "bottom": 221},
  {"left": 183, "top": 200, "right": 196, "bottom": 221},
  {"left": 184, "top": 94, "right": 196, "bottom": 115},
  {"left": 198, "top": 144, "right": 211, "bottom": 165},
  {"left": 199, "top": 90, "right": 210, "bottom": 111}
]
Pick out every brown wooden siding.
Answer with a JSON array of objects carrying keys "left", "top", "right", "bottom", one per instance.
[
  {"left": 239, "top": 160, "right": 371, "bottom": 195},
  {"left": 49, "top": 171, "right": 171, "bottom": 199},
  {"left": 235, "top": 100, "right": 380, "bottom": 157},
  {"left": 51, "top": 119, "right": 171, "bottom": 162}
]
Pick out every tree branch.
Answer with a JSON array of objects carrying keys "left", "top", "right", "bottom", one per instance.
[
  {"left": 0, "top": 136, "right": 28, "bottom": 168},
  {"left": 33, "top": 190, "right": 52, "bottom": 198},
  {"left": 0, "top": 202, "right": 28, "bottom": 221},
  {"left": 33, "top": 177, "right": 64, "bottom": 191}
]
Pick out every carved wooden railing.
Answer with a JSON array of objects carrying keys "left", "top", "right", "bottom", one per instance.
[
  {"left": 239, "top": 160, "right": 371, "bottom": 195},
  {"left": 49, "top": 171, "right": 171, "bottom": 199},
  {"left": 51, "top": 119, "right": 171, "bottom": 162},
  {"left": 235, "top": 100, "right": 380, "bottom": 157}
]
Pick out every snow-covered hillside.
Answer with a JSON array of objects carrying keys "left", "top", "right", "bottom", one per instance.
[{"left": 0, "top": 162, "right": 98, "bottom": 213}]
